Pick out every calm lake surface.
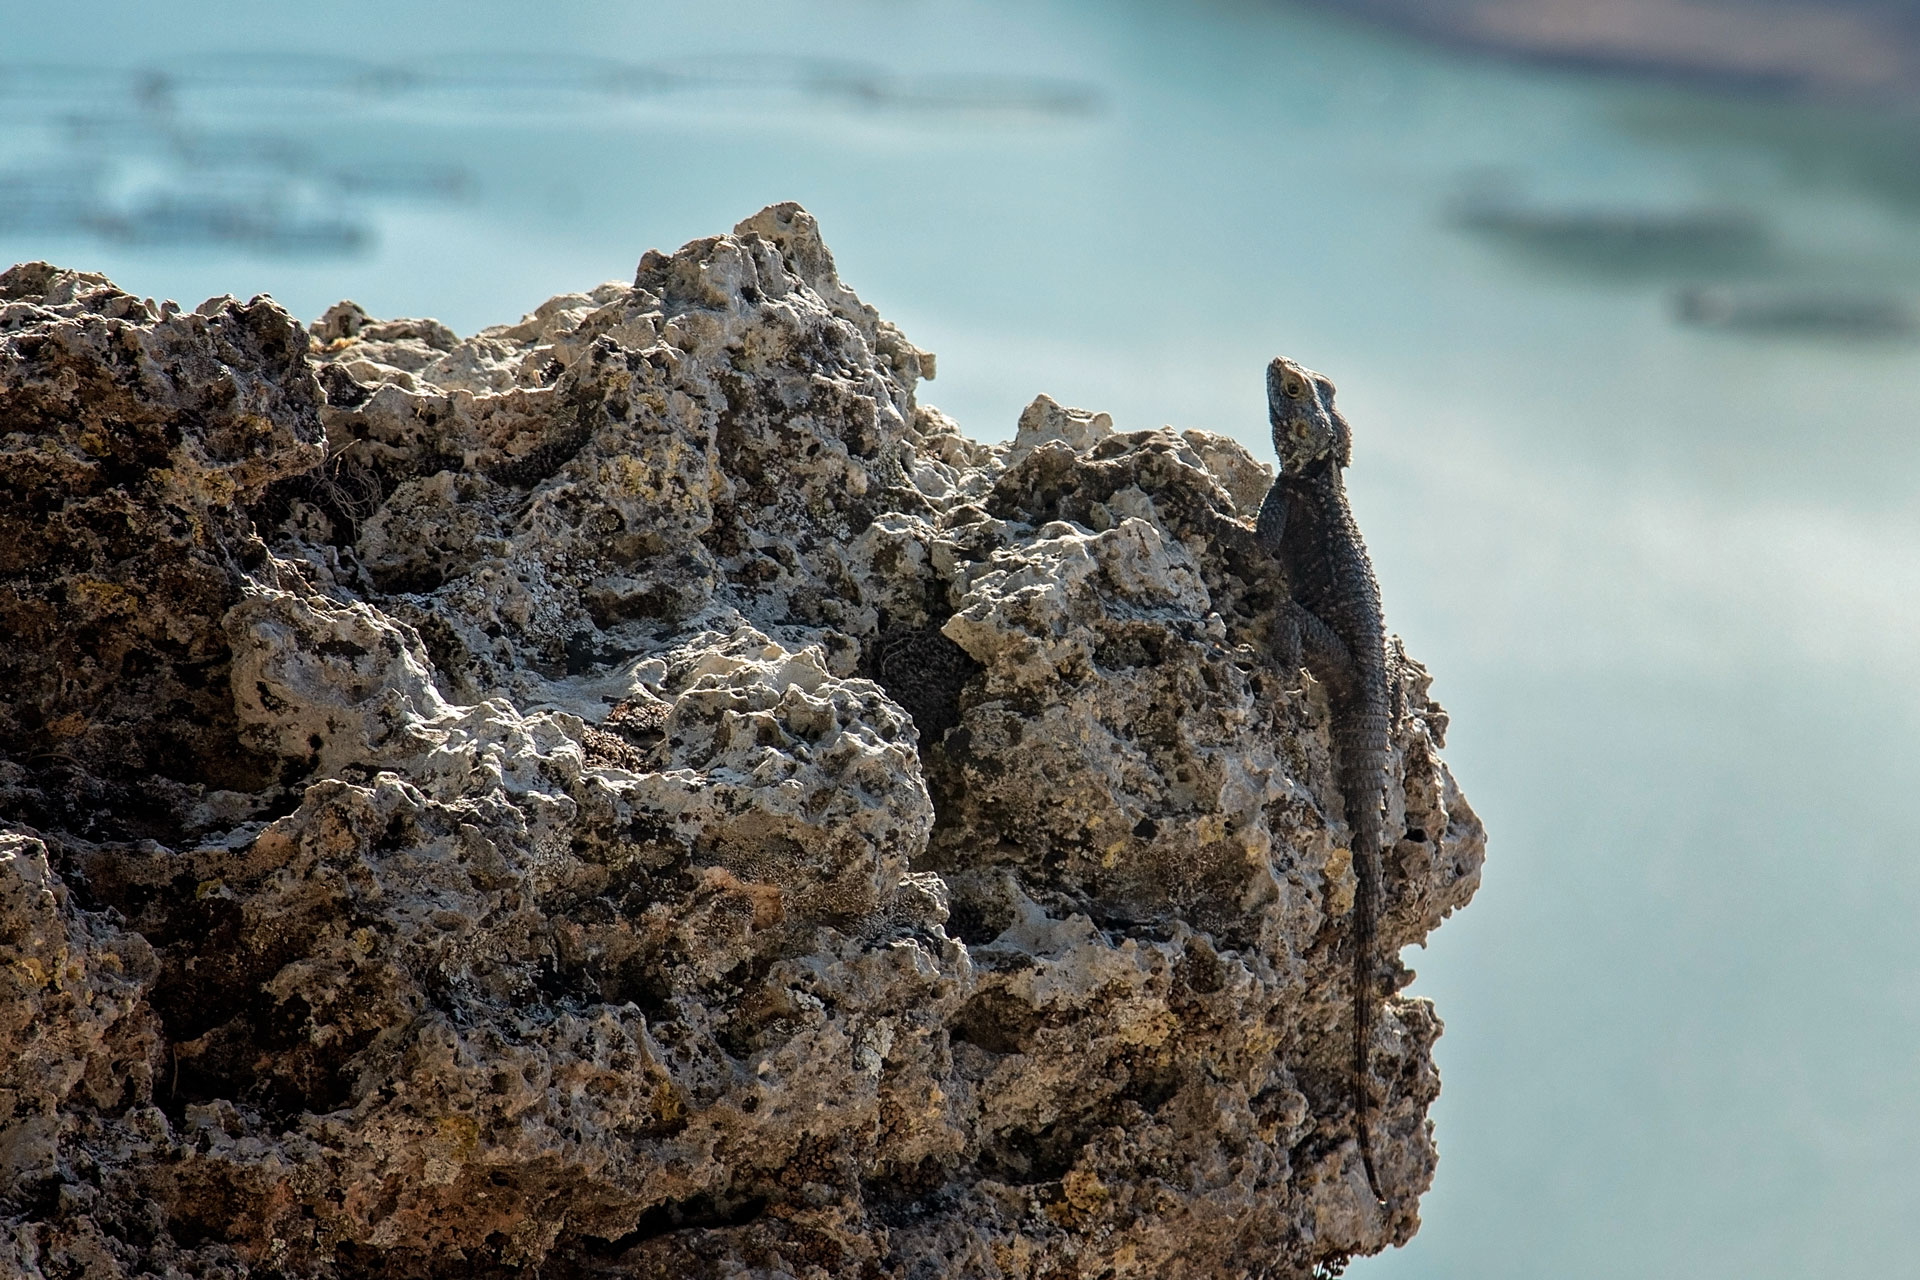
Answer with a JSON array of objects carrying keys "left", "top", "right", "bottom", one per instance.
[{"left": 6, "top": 1, "right": 1919, "bottom": 1275}]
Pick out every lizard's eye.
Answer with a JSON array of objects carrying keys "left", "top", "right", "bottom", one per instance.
[{"left": 1283, "top": 379, "right": 1304, "bottom": 397}]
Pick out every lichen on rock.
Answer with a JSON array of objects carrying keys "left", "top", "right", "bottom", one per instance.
[{"left": 0, "top": 203, "right": 1483, "bottom": 1279}]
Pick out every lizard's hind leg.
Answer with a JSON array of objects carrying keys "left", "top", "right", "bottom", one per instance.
[{"left": 1277, "top": 600, "right": 1360, "bottom": 704}]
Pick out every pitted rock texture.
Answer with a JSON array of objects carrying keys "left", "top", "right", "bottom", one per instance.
[{"left": 0, "top": 205, "right": 1484, "bottom": 1280}]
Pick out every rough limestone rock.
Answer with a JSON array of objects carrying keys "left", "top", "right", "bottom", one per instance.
[{"left": 0, "top": 205, "right": 1483, "bottom": 1279}]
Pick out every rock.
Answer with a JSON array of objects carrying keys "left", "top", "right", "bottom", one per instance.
[{"left": 0, "top": 204, "right": 1484, "bottom": 1279}]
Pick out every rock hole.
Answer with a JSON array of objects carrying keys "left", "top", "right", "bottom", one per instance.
[
  {"left": 977, "top": 1116, "right": 1095, "bottom": 1187},
  {"left": 941, "top": 891, "right": 1012, "bottom": 947},
  {"left": 949, "top": 989, "right": 1037, "bottom": 1056},
  {"left": 588, "top": 1192, "right": 770, "bottom": 1256},
  {"left": 866, "top": 621, "right": 979, "bottom": 749}
]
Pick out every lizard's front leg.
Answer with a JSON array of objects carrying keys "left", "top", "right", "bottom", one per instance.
[{"left": 1255, "top": 482, "right": 1289, "bottom": 551}]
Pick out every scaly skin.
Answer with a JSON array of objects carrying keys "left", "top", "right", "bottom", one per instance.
[{"left": 1255, "top": 356, "right": 1391, "bottom": 1206}]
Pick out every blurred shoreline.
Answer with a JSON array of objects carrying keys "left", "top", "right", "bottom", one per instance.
[{"left": 1313, "top": 0, "right": 1920, "bottom": 105}]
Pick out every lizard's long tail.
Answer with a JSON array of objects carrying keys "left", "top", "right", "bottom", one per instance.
[{"left": 1352, "top": 802, "right": 1386, "bottom": 1206}]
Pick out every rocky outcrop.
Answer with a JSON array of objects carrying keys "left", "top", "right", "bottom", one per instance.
[{"left": 0, "top": 205, "right": 1483, "bottom": 1279}]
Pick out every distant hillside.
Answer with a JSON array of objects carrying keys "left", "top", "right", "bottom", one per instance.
[{"left": 1321, "top": 0, "right": 1920, "bottom": 103}]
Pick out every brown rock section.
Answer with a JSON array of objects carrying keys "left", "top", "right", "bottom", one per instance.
[
  {"left": 0, "top": 267, "right": 324, "bottom": 826},
  {"left": 0, "top": 205, "right": 1483, "bottom": 1279}
]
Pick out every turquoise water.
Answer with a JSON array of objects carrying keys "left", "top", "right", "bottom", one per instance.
[{"left": 6, "top": 2, "right": 1920, "bottom": 1275}]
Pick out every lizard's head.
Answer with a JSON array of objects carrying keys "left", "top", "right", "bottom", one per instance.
[{"left": 1267, "top": 356, "right": 1350, "bottom": 472}]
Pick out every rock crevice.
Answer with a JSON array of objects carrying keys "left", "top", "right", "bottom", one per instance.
[{"left": 0, "top": 204, "right": 1483, "bottom": 1279}]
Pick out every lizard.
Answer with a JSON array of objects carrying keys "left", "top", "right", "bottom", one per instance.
[{"left": 1255, "top": 355, "right": 1392, "bottom": 1207}]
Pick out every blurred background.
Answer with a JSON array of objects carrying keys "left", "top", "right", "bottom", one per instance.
[{"left": 5, "top": 1, "right": 1918, "bottom": 1275}]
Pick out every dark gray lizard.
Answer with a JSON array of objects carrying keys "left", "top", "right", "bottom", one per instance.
[{"left": 1255, "top": 355, "right": 1391, "bottom": 1206}]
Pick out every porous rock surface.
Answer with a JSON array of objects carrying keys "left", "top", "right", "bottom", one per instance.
[{"left": 0, "top": 205, "right": 1483, "bottom": 1279}]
